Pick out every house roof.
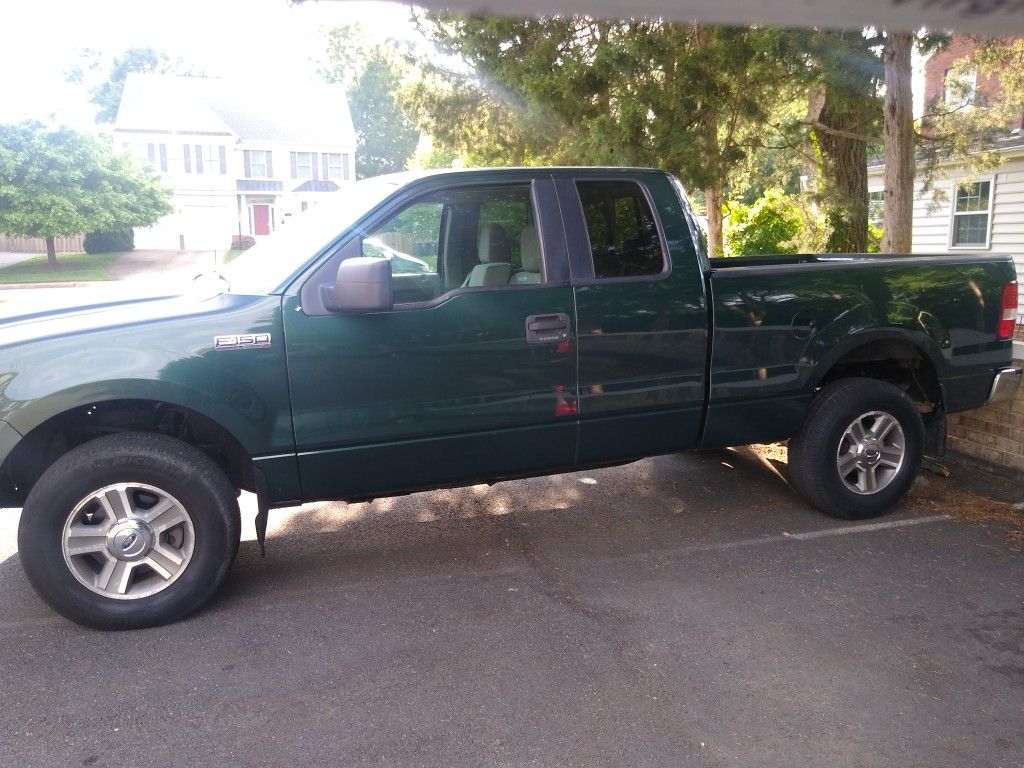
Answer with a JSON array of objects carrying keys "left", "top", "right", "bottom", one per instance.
[
  {"left": 114, "top": 74, "right": 356, "bottom": 146},
  {"left": 293, "top": 180, "right": 340, "bottom": 193},
  {"left": 868, "top": 131, "right": 1024, "bottom": 169}
]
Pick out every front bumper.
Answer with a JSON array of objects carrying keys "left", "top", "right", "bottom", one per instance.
[
  {"left": 0, "top": 420, "right": 22, "bottom": 507},
  {"left": 988, "top": 366, "right": 1023, "bottom": 404}
]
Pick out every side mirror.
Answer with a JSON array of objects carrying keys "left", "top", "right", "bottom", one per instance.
[{"left": 333, "top": 256, "right": 393, "bottom": 312}]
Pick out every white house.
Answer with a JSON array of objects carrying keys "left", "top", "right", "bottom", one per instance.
[
  {"left": 867, "top": 34, "right": 1024, "bottom": 320},
  {"left": 114, "top": 73, "right": 357, "bottom": 250}
]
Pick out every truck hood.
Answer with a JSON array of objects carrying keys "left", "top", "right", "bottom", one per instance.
[{"left": 0, "top": 293, "right": 229, "bottom": 349}]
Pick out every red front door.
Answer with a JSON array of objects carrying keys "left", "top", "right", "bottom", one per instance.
[{"left": 253, "top": 204, "right": 271, "bottom": 236}]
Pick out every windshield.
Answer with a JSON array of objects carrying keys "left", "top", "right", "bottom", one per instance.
[{"left": 223, "top": 176, "right": 404, "bottom": 295}]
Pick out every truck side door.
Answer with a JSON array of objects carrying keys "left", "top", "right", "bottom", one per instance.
[
  {"left": 554, "top": 171, "right": 709, "bottom": 464},
  {"left": 282, "top": 175, "right": 578, "bottom": 502}
]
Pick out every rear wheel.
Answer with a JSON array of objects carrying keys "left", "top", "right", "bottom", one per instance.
[
  {"left": 18, "top": 432, "right": 240, "bottom": 630},
  {"left": 788, "top": 377, "right": 924, "bottom": 520}
]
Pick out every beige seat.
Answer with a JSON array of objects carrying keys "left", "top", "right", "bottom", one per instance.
[
  {"left": 463, "top": 224, "right": 513, "bottom": 287},
  {"left": 510, "top": 224, "right": 542, "bottom": 285}
]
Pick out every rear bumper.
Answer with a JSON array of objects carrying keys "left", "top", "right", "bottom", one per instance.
[{"left": 988, "top": 366, "right": 1022, "bottom": 404}]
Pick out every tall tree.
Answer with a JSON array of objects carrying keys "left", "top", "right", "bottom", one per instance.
[
  {"left": 882, "top": 31, "right": 915, "bottom": 253},
  {"left": 67, "top": 47, "right": 193, "bottom": 123},
  {"left": 0, "top": 122, "right": 172, "bottom": 265},
  {"left": 805, "top": 29, "right": 883, "bottom": 253},
  {"left": 408, "top": 15, "right": 802, "bottom": 256},
  {"left": 321, "top": 25, "right": 419, "bottom": 178}
]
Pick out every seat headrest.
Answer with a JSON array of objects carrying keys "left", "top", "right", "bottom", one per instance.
[
  {"left": 478, "top": 223, "right": 511, "bottom": 264},
  {"left": 520, "top": 224, "right": 541, "bottom": 273}
]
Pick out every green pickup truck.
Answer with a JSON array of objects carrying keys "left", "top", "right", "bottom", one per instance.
[{"left": 1, "top": 167, "right": 1020, "bottom": 629}]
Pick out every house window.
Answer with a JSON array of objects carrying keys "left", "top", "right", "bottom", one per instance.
[
  {"left": 944, "top": 68, "right": 977, "bottom": 108},
  {"left": 246, "top": 150, "right": 271, "bottom": 178},
  {"left": 868, "top": 190, "right": 885, "bottom": 228},
  {"left": 324, "top": 153, "right": 346, "bottom": 181},
  {"left": 291, "top": 151, "right": 314, "bottom": 179},
  {"left": 193, "top": 145, "right": 226, "bottom": 175},
  {"left": 950, "top": 180, "right": 992, "bottom": 248}
]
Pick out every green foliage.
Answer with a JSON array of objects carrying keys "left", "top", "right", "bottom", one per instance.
[
  {"left": 321, "top": 26, "right": 419, "bottom": 178},
  {"left": 84, "top": 228, "right": 134, "bottom": 254},
  {"left": 406, "top": 16, "right": 804, "bottom": 192},
  {"left": 723, "top": 189, "right": 801, "bottom": 256},
  {"left": 0, "top": 122, "right": 173, "bottom": 255},
  {"left": 919, "top": 38, "right": 1024, "bottom": 202},
  {"left": 68, "top": 47, "right": 194, "bottom": 124}
]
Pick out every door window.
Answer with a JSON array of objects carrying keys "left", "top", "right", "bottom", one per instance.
[
  {"left": 361, "top": 184, "right": 541, "bottom": 305},
  {"left": 576, "top": 180, "right": 666, "bottom": 279}
]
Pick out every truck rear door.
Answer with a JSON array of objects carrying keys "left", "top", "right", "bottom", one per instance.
[{"left": 553, "top": 171, "right": 709, "bottom": 464}]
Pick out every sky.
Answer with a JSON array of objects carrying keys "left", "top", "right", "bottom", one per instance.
[
  {"left": 0, "top": 0, "right": 422, "bottom": 128},
  {"left": 1, "top": 1, "right": 928, "bottom": 129}
]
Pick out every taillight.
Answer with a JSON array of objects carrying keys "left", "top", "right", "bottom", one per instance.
[{"left": 998, "top": 281, "right": 1018, "bottom": 340}]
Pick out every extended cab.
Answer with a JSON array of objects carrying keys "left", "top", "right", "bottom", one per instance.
[{"left": 1, "top": 167, "right": 1019, "bottom": 629}]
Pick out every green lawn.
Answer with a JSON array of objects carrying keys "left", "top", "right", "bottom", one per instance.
[
  {"left": 0, "top": 251, "right": 122, "bottom": 284},
  {"left": 223, "top": 248, "right": 245, "bottom": 265}
]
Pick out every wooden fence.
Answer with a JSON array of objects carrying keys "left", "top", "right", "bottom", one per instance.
[{"left": 0, "top": 235, "right": 85, "bottom": 253}]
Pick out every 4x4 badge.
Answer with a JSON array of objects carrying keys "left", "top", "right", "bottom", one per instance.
[{"left": 214, "top": 333, "right": 271, "bottom": 350}]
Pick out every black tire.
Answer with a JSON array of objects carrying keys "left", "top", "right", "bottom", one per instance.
[
  {"left": 788, "top": 377, "right": 924, "bottom": 520},
  {"left": 17, "top": 432, "right": 240, "bottom": 630}
]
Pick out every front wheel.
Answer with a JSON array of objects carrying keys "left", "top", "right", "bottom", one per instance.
[
  {"left": 788, "top": 377, "right": 924, "bottom": 520},
  {"left": 18, "top": 432, "right": 241, "bottom": 630}
]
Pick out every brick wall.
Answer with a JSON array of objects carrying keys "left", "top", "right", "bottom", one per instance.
[
  {"left": 947, "top": 352, "right": 1024, "bottom": 476},
  {"left": 922, "top": 35, "right": 1004, "bottom": 110}
]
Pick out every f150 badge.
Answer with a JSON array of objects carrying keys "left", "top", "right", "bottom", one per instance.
[{"left": 214, "top": 333, "right": 271, "bottom": 350}]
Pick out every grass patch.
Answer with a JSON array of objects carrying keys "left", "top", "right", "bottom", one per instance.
[
  {"left": 0, "top": 251, "right": 122, "bottom": 284},
  {"left": 223, "top": 248, "right": 245, "bottom": 266}
]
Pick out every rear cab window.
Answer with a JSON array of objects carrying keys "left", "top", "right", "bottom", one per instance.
[{"left": 576, "top": 180, "right": 667, "bottom": 280}]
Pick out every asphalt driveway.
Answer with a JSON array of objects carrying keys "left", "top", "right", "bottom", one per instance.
[{"left": 0, "top": 448, "right": 1021, "bottom": 768}]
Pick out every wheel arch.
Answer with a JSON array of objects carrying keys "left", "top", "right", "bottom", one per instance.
[
  {"left": 809, "top": 330, "right": 944, "bottom": 407},
  {"left": 1, "top": 398, "right": 254, "bottom": 507}
]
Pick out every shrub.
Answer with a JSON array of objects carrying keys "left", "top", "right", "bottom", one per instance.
[
  {"left": 84, "top": 228, "right": 134, "bottom": 254},
  {"left": 231, "top": 235, "right": 256, "bottom": 250},
  {"left": 723, "top": 189, "right": 802, "bottom": 257}
]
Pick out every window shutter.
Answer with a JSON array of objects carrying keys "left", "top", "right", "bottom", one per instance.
[
  {"left": 183, "top": 144, "right": 191, "bottom": 173},
  {"left": 290, "top": 152, "right": 297, "bottom": 179},
  {"left": 342, "top": 153, "right": 350, "bottom": 181},
  {"left": 243, "top": 150, "right": 251, "bottom": 178},
  {"left": 266, "top": 151, "right": 273, "bottom": 178},
  {"left": 159, "top": 144, "right": 167, "bottom": 172},
  {"left": 311, "top": 153, "right": 319, "bottom": 180},
  {"left": 322, "top": 154, "right": 329, "bottom": 180},
  {"left": 147, "top": 143, "right": 155, "bottom": 163},
  {"left": 219, "top": 146, "right": 227, "bottom": 175},
  {"left": 194, "top": 144, "right": 203, "bottom": 174}
]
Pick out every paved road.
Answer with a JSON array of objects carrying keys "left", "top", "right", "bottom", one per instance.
[{"left": 1, "top": 450, "right": 1022, "bottom": 767}]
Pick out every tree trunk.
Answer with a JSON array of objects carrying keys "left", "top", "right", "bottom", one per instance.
[
  {"left": 45, "top": 236, "right": 57, "bottom": 266},
  {"left": 704, "top": 186, "right": 723, "bottom": 257},
  {"left": 816, "top": 90, "right": 870, "bottom": 253},
  {"left": 882, "top": 31, "right": 915, "bottom": 254}
]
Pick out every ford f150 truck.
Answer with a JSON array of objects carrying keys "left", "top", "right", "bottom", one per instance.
[{"left": 1, "top": 167, "right": 1020, "bottom": 629}]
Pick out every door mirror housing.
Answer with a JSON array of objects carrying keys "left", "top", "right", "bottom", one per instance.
[{"left": 333, "top": 256, "right": 393, "bottom": 312}]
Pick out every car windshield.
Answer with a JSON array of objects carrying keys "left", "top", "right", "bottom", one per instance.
[{"left": 222, "top": 176, "right": 404, "bottom": 295}]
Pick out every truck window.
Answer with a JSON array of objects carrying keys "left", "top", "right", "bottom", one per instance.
[
  {"left": 364, "top": 183, "right": 543, "bottom": 304},
  {"left": 364, "top": 201, "right": 444, "bottom": 274},
  {"left": 576, "top": 180, "right": 665, "bottom": 279}
]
